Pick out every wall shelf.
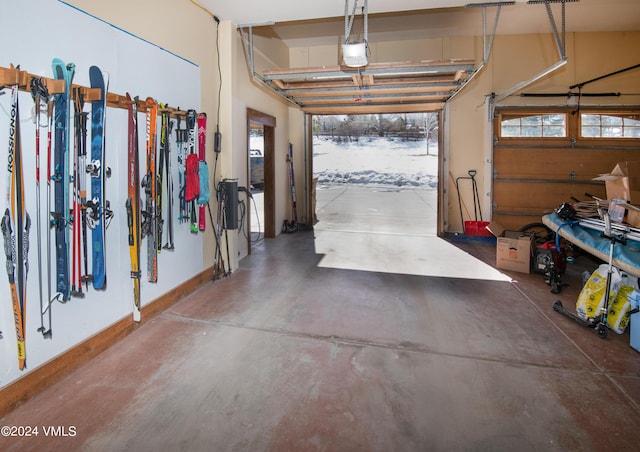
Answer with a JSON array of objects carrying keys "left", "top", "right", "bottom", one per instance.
[{"left": 1, "top": 65, "right": 191, "bottom": 117}]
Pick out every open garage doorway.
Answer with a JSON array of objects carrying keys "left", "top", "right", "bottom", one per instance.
[
  {"left": 312, "top": 112, "right": 440, "bottom": 235},
  {"left": 311, "top": 112, "right": 508, "bottom": 281}
]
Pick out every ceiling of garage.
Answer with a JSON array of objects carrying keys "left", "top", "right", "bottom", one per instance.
[
  {"left": 202, "top": 0, "right": 639, "bottom": 43},
  {"left": 197, "top": 0, "right": 640, "bottom": 114},
  {"left": 202, "top": 0, "right": 495, "bottom": 25}
]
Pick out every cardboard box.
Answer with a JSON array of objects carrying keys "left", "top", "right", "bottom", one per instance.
[
  {"left": 594, "top": 161, "right": 640, "bottom": 227},
  {"left": 594, "top": 161, "right": 640, "bottom": 204},
  {"left": 487, "top": 223, "right": 534, "bottom": 274}
]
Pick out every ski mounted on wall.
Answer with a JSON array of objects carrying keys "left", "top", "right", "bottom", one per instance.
[
  {"left": 197, "top": 113, "right": 207, "bottom": 231},
  {"left": 157, "top": 106, "right": 167, "bottom": 253},
  {"left": 87, "top": 65, "right": 110, "bottom": 290},
  {"left": 176, "top": 116, "right": 187, "bottom": 224},
  {"left": 185, "top": 110, "right": 199, "bottom": 234},
  {"left": 2, "top": 81, "right": 31, "bottom": 370},
  {"left": 71, "top": 86, "right": 87, "bottom": 298},
  {"left": 142, "top": 97, "right": 159, "bottom": 282},
  {"left": 51, "top": 58, "right": 74, "bottom": 301},
  {"left": 161, "top": 107, "right": 175, "bottom": 250},
  {"left": 44, "top": 82, "right": 59, "bottom": 335},
  {"left": 126, "top": 93, "right": 142, "bottom": 321}
]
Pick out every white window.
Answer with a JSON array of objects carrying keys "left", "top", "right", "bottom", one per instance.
[
  {"left": 500, "top": 114, "right": 566, "bottom": 138},
  {"left": 581, "top": 113, "right": 640, "bottom": 138}
]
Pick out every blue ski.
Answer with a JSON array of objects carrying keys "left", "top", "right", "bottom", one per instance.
[
  {"left": 51, "top": 58, "right": 74, "bottom": 301},
  {"left": 87, "top": 66, "right": 108, "bottom": 290}
]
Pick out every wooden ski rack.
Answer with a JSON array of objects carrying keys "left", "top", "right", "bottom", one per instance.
[{"left": 0, "top": 65, "right": 193, "bottom": 118}]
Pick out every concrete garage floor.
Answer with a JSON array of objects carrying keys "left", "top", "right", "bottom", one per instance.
[{"left": 1, "top": 187, "right": 640, "bottom": 451}]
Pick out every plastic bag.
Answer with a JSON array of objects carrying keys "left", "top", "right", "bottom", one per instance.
[
  {"left": 576, "top": 264, "right": 622, "bottom": 321},
  {"left": 607, "top": 274, "right": 639, "bottom": 334}
]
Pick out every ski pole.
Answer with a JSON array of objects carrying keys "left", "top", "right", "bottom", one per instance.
[
  {"left": 30, "top": 78, "right": 52, "bottom": 335},
  {"left": 163, "top": 119, "right": 175, "bottom": 250}
]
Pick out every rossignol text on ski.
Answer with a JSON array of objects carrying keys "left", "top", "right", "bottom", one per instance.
[{"left": 2, "top": 77, "right": 31, "bottom": 370}]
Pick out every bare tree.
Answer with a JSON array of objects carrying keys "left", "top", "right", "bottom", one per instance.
[
  {"left": 313, "top": 112, "right": 439, "bottom": 152},
  {"left": 423, "top": 113, "right": 438, "bottom": 155}
]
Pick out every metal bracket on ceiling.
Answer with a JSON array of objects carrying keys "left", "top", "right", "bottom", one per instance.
[
  {"left": 238, "top": 26, "right": 254, "bottom": 76},
  {"left": 527, "top": 0, "right": 580, "bottom": 60},
  {"left": 344, "top": 0, "right": 368, "bottom": 45},
  {"left": 466, "top": 2, "right": 515, "bottom": 64},
  {"left": 237, "top": 22, "right": 301, "bottom": 108},
  {"left": 449, "top": 2, "right": 515, "bottom": 104},
  {"left": 493, "top": 0, "right": 578, "bottom": 102},
  {"left": 238, "top": 22, "right": 274, "bottom": 78}
]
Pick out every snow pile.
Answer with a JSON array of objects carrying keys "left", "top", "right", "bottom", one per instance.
[{"left": 313, "top": 136, "right": 438, "bottom": 189}]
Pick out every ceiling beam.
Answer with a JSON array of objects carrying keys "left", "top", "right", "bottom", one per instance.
[
  {"left": 286, "top": 86, "right": 456, "bottom": 98},
  {"left": 299, "top": 94, "right": 448, "bottom": 104},
  {"left": 262, "top": 61, "right": 476, "bottom": 81},
  {"left": 303, "top": 103, "right": 445, "bottom": 115}
]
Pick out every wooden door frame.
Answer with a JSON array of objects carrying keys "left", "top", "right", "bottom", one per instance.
[{"left": 247, "top": 108, "right": 276, "bottom": 254}]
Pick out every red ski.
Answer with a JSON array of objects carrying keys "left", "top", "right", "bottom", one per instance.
[{"left": 197, "top": 113, "right": 207, "bottom": 231}]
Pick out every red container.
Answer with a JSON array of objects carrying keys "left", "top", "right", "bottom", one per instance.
[{"left": 464, "top": 220, "right": 491, "bottom": 236}]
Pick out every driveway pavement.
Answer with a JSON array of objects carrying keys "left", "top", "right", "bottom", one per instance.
[{"left": 314, "top": 186, "right": 508, "bottom": 281}]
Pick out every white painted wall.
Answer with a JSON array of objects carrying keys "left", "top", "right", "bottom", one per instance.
[{"left": 0, "top": 0, "right": 201, "bottom": 388}]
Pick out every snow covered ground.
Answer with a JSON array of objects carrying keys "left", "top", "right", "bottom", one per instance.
[{"left": 313, "top": 136, "right": 438, "bottom": 189}]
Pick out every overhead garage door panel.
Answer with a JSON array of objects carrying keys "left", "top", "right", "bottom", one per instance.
[
  {"left": 493, "top": 181, "right": 606, "bottom": 210},
  {"left": 492, "top": 108, "right": 640, "bottom": 231},
  {"left": 493, "top": 147, "right": 639, "bottom": 181}
]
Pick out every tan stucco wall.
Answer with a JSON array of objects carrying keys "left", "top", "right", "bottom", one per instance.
[
  {"left": 231, "top": 31, "right": 295, "bottom": 264},
  {"left": 65, "top": 1, "right": 640, "bottom": 239},
  {"left": 446, "top": 31, "right": 640, "bottom": 232},
  {"left": 68, "top": 0, "right": 303, "bottom": 268},
  {"left": 289, "top": 30, "right": 640, "bottom": 232}
]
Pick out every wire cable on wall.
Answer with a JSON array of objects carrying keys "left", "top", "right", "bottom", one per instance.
[{"left": 189, "top": 0, "right": 228, "bottom": 276}]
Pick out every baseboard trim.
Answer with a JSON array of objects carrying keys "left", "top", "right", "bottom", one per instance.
[{"left": 0, "top": 266, "right": 214, "bottom": 419}]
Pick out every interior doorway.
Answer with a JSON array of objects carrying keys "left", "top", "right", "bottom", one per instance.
[
  {"left": 246, "top": 108, "right": 276, "bottom": 254},
  {"left": 249, "top": 125, "right": 265, "bottom": 243}
]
